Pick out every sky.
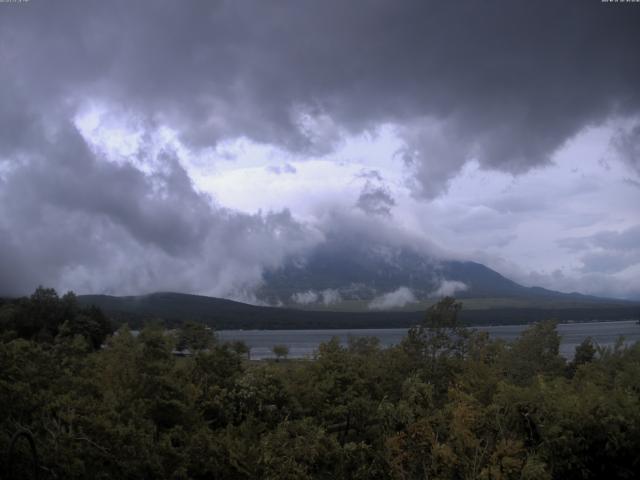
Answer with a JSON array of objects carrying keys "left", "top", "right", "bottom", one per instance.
[{"left": 0, "top": 0, "right": 639, "bottom": 300}]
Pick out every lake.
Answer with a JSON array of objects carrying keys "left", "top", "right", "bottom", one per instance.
[{"left": 218, "top": 320, "right": 640, "bottom": 360}]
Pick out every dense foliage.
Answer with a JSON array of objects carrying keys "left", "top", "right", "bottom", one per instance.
[
  {"left": 0, "top": 287, "right": 112, "bottom": 349},
  {"left": 1, "top": 294, "right": 639, "bottom": 479}
]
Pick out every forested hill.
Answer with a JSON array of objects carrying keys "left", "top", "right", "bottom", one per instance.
[{"left": 78, "top": 292, "right": 640, "bottom": 330}]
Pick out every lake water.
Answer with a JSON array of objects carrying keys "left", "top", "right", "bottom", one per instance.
[{"left": 218, "top": 320, "right": 640, "bottom": 360}]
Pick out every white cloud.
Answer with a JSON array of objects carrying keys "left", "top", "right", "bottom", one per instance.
[
  {"left": 369, "top": 287, "right": 417, "bottom": 310},
  {"left": 429, "top": 280, "right": 468, "bottom": 298},
  {"left": 292, "top": 291, "right": 319, "bottom": 304},
  {"left": 292, "top": 289, "right": 343, "bottom": 306},
  {"left": 320, "top": 289, "right": 342, "bottom": 305}
]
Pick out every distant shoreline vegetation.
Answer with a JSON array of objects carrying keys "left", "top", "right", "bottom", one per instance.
[
  {"left": 1, "top": 288, "right": 638, "bottom": 341},
  {"left": 1, "top": 293, "right": 639, "bottom": 478},
  {"left": 77, "top": 291, "right": 640, "bottom": 331}
]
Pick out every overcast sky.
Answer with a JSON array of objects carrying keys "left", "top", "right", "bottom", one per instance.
[{"left": 1, "top": 0, "right": 639, "bottom": 299}]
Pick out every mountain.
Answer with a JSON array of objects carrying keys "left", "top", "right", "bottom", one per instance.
[
  {"left": 77, "top": 291, "right": 640, "bottom": 331},
  {"left": 77, "top": 291, "right": 423, "bottom": 329},
  {"left": 255, "top": 239, "right": 605, "bottom": 309},
  {"left": 76, "top": 238, "right": 639, "bottom": 328}
]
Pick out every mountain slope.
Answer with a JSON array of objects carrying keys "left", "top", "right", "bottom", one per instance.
[{"left": 256, "top": 239, "right": 603, "bottom": 308}]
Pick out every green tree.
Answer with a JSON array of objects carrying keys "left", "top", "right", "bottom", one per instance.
[
  {"left": 566, "top": 336, "right": 596, "bottom": 377},
  {"left": 57, "top": 304, "right": 112, "bottom": 349},
  {"left": 0, "top": 287, "right": 111, "bottom": 348},
  {"left": 506, "top": 320, "right": 565, "bottom": 385},
  {"left": 272, "top": 344, "right": 290, "bottom": 362},
  {"left": 401, "top": 297, "right": 469, "bottom": 397},
  {"left": 230, "top": 339, "right": 251, "bottom": 359},
  {"left": 176, "top": 321, "right": 216, "bottom": 353}
]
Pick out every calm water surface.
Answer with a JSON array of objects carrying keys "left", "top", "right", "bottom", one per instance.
[{"left": 218, "top": 320, "right": 640, "bottom": 360}]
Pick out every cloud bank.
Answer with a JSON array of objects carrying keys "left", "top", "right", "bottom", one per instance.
[
  {"left": 3, "top": 1, "right": 640, "bottom": 191},
  {"left": 292, "top": 289, "right": 342, "bottom": 306},
  {"left": 0, "top": 119, "right": 322, "bottom": 297},
  {"left": 369, "top": 287, "right": 417, "bottom": 310},
  {"left": 429, "top": 280, "right": 469, "bottom": 299},
  {"left": 0, "top": 1, "right": 639, "bottom": 298}
]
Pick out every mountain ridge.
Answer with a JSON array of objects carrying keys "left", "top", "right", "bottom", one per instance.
[
  {"left": 256, "top": 239, "right": 610, "bottom": 308},
  {"left": 77, "top": 291, "right": 640, "bottom": 331}
]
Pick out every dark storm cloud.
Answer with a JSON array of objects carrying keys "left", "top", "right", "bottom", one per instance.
[
  {"left": 612, "top": 123, "right": 640, "bottom": 175},
  {"left": 3, "top": 1, "right": 640, "bottom": 193},
  {"left": 1, "top": 0, "right": 640, "bottom": 295},
  {"left": 356, "top": 182, "right": 396, "bottom": 217},
  {"left": 354, "top": 169, "right": 396, "bottom": 216},
  {"left": 0, "top": 119, "right": 321, "bottom": 296}
]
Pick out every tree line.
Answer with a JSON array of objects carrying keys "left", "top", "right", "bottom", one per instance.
[{"left": 0, "top": 290, "right": 639, "bottom": 478}]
